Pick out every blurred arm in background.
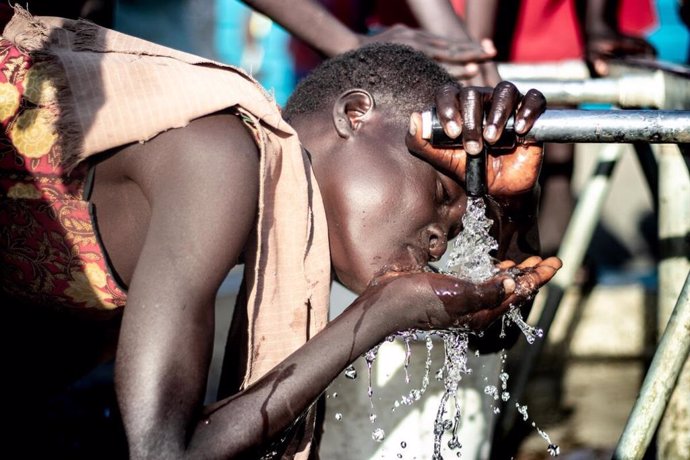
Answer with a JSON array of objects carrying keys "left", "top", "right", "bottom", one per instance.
[{"left": 241, "top": 0, "right": 494, "bottom": 80}]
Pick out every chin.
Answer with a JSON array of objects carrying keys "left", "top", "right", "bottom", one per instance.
[{"left": 332, "top": 266, "right": 373, "bottom": 295}]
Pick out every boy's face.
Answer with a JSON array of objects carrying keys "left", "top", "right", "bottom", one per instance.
[{"left": 324, "top": 112, "right": 466, "bottom": 294}]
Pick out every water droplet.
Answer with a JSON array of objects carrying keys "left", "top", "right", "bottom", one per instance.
[
  {"left": 447, "top": 437, "right": 461, "bottom": 449},
  {"left": 332, "top": 392, "right": 338, "bottom": 398},
  {"left": 344, "top": 365, "right": 357, "bottom": 379},
  {"left": 516, "top": 403, "right": 529, "bottom": 421},
  {"left": 372, "top": 428, "right": 385, "bottom": 442},
  {"left": 369, "top": 413, "right": 377, "bottom": 423},
  {"left": 400, "top": 441, "right": 407, "bottom": 448},
  {"left": 334, "top": 413, "right": 343, "bottom": 421},
  {"left": 547, "top": 444, "right": 560, "bottom": 456},
  {"left": 397, "top": 454, "right": 403, "bottom": 459}
]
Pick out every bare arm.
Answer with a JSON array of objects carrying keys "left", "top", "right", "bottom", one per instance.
[
  {"left": 577, "top": 0, "right": 656, "bottom": 75},
  {"left": 464, "top": 0, "right": 500, "bottom": 42},
  {"left": 240, "top": 0, "right": 493, "bottom": 79},
  {"left": 464, "top": 0, "right": 503, "bottom": 85},
  {"left": 406, "top": 0, "right": 472, "bottom": 41},
  {"left": 240, "top": 0, "right": 359, "bottom": 56}
]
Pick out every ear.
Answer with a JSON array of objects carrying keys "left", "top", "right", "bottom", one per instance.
[{"left": 332, "top": 89, "right": 374, "bottom": 138}]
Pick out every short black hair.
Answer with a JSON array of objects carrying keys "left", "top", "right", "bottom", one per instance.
[{"left": 283, "top": 43, "right": 457, "bottom": 124}]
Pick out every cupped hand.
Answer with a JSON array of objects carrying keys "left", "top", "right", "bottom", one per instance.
[
  {"left": 359, "top": 24, "right": 495, "bottom": 79},
  {"left": 406, "top": 81, "right": 546, "bottom": 196},
  {"left": 370, "top": 256, "right": 561, "bottom": 333}
]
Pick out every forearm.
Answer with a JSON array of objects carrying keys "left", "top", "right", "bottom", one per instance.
[
  {"left": 240, "top": 0, "right": 359, "bottom": 56},
  {"left": 186, "top": 288, "right": 404, "bottom": 458},
  {"left": 464, "top": 0, "right": 500, "bottom": 41},
  {"left": 578, "top": 0, "right": 619, "bottom": 35},
  {"left": 406, "top": 0, "right": 472, "bottom": 40}
]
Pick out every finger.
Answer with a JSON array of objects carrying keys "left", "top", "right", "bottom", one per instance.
[
  {"left": 480, "top": 39, "right": 497, "bottom": 58},
  {"left": 460, "top": 86, "right": 485, "bottom": 155},
  {"left": 431, "top": 46, "right": 493, "bottom": 64},
  {"left": 435, "top": 84, "right": 463, "bottom": 139},
  {"left": 516, "top": 255, "right": 543, "bottom": 269},
  {"left": 407, "top": 112, "right": 466, "bottom": 179},
  {"left": 483, "top": 81, "right": 520, "bottom": 144},
  {"left": 443, "top": 63, "right": 479, "bottom": 80},
  {"left": 540, "top": 256, "right": 563, "bottom": 271},
  {"left": 496, "top": 260, "right": 517, "bottom": 270},
  {"left": 516, "top": 262, "right": 560, "bottom": 291},
  {"left": 515, "top": 89, "right": 546, "bottom": 134},
  {"left": 411, "top": 31, "right": 494, "bottom": 63}
]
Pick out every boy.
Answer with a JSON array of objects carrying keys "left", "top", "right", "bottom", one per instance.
[{"left": 0, "top": 9, "right": 559, "bottom": 458}]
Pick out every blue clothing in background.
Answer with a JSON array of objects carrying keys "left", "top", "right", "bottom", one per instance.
[
  {"left": 648, "top": 0, "right": 690, "bottom": 63},
  {"left": 215, "top": 0, "right": 295, "bottom": 106}
]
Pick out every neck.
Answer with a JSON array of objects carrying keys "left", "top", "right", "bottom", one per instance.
[{"left": 289, "top": 112, "right": 340, "bottom": 185}]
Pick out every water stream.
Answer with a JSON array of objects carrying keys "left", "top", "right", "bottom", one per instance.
[{"left": 345, "top": 197, "right": 558, "bottom": 458}]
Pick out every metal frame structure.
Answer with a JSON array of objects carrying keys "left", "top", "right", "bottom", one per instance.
[{"left": 487, "top": 62, "right": 690, "bottom": 460}]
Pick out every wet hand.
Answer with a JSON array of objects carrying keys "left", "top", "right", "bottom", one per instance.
[
  {"left": 369, "top": 256, "right": 561, "bottom": 333},
  {"left": 359, "top": 25, "right": 495, "bottom": 79},
  {"left": 406, "top": 81, "right": 546, "bottom": 196}
]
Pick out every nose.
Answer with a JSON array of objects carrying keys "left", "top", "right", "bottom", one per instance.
[{"left": 425, "top": 224, "right": 448, "bottom": 261}]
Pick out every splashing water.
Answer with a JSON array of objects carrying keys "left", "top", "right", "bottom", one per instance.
[
  {"left": 434, "top": 197, "right": 556, "bottom": 458},
  {"left": 504, "top": 307, "right": 544, "bottom": 345},
  {"left": 445, "top": 197, "right": 498, "bottom": 282},
  {"left": 349, "top": 197, "right": 558, "bottom": 458}
]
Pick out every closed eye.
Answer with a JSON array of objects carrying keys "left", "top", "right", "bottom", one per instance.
[{"left": 435, "top": 179, "right": 452, "bottom": 205}]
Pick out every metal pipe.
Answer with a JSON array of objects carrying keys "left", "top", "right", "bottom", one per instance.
[
  {"left": 517, "top": 110, "right": 690, "bottom": 144},
  {"left": 655, "top": 144, "right": 690, "bottom": 459},
  {"left": 422, "top": 110, "right": 690, "bottom": 146},
  {"left": 497, "top": 60, "right": 590, "bottom": 81},
  {"left": 510, "top": 71, "right": 690, "bottom": 109},
  {"left": 614, "top": 270, "right": 690, "bottom": 460}
]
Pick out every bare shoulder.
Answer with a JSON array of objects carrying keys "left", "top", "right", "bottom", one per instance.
[
  {"left": 98, "top": 110, "right": 263, "bottom": 218},
  {"left": 91, "top": 111, "right": 261, "bottom": 285}
]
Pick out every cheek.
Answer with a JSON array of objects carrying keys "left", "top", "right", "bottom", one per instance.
[{"left": 331, "top": 188, "right": 436, "bottom": 288}]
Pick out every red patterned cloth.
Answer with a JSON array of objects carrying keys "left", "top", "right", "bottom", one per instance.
[{"left": 0, "top": 38, "right": 127, "bottom": 311}]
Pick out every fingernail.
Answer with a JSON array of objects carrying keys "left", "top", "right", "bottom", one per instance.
[
  {"left": 484, "top": 124, "right": 497, "bottom": 141},
  {"left": 503, "top": 278, "right": 515, "bottom": 295},
  {"left": 465, "top": 140, "right": 481, "bottom": 155},
  {"left": 446, "top": 120, "right": 461, "bottom": 138},
  {"left": 481, "top": 39, "right": 496, "bottom": 54},
  {"left": 409, "top": 116, "right": 417, "bottom": 135},
  {"left": 515, "top": 119, "right": 526, "bottom": 133},
  {"left": 464, "top": 63, "right": 478, "bottom": 74}
]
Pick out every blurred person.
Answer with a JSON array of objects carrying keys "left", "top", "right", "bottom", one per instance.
[
  {"left": 0, "top": 7, "right": 560, "bottom": 459},
  {"left": 240, "top": 0, "right": 496, "bottom": 81},
  {"left": 455, "top": 0, "right": 655, "bottom": 258}
]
